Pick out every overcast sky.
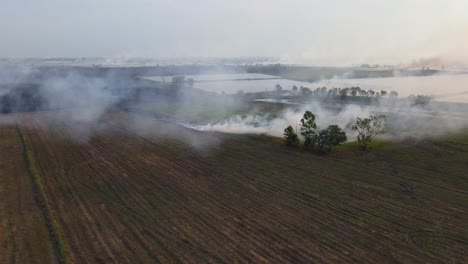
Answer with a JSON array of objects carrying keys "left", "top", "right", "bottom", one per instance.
[{"left": 1, "top": 0, "right": 467, "bottom": 65}]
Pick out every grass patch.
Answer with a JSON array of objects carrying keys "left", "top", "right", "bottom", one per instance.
[
  {"left": 335, "top": 138, "right": 392, "bottom": 151},
  {"left": 133, "top": 100, "right": 250, "bottom": 123},
  {"left": 132, "top": 100, "right": 291, "bottom": 124}
]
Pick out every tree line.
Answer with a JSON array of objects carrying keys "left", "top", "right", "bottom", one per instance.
[
  {"left": 284, "top": 112, "right": 387, "bottom": 152},
  {"left": 276, "top": 85, "right": 399, "bottom": 98}
]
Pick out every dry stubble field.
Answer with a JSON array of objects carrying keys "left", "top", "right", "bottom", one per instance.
[{"left": 0, "top": 110, "right": 467, "bottom": 263}]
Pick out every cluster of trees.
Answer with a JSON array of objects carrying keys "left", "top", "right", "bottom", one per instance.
[
  {"left": 284, "top": 112, "right": 387, "bottom": 152},
  {"left": 284, "top": 111, "right": 347, "bottom": 153},
  {"left": 279, "top": 84, "right": 432, "bottom": 106},
  {"left": 287, "top": 85, "right": 399, "bottom": 98}
]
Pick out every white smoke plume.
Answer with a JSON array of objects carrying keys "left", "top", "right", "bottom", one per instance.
[{"left": 188, "top": 99, "right": 468, "bottom": 141}]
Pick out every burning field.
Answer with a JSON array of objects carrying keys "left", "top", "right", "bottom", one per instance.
[
  {"left": 3, "top": 0, "right": 468, "bottom": 261},
  {"left": 1, "top": 64, "right": 468, "bottom": 263}
]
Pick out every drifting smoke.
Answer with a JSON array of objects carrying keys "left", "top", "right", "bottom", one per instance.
[
  {"left": 407, "top": 57, "right": 443, "bottom": 70},
  {"left": 189, "top": 103, "right": 370, "bottom": 137},
  {"left": 188, "top": 98, "right": 468, "bottom": 141},
  {"left": 0, "top": 61, "right": 224, "bottom": 149},
  {"left": 1, "top": 60, "right": 468, "bottom": 146}
]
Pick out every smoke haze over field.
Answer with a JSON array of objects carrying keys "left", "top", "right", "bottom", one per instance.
[
  {"left": 1, "top": 0, "right": 468, "bottom": 67},
  {"left": 190, "top": 100, "right": 468, "bottom": 140},
  {"left": 1, "top": 0, "right": 468, "bottom": 145},
  {"left": 0, "top": 63, "right": 467, "bottom": 152}
]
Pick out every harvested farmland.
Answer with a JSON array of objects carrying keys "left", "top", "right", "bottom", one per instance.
[{"left": 1, "top": 110, "right": 468, "bottom": 263}]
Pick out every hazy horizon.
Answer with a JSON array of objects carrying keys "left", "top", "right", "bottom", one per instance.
[{"left": 1, "top": 0, "right": 468, "bottom": 67}]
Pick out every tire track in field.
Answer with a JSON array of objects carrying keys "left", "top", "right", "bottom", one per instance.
[
  {"left": 15, "top": 122, "right": 72, "bottom": 264},
  {"left": 45, "top": 120, "right": 194, "bottom": 262},
  {"left": 27, "top": 119, "right": 137, "bottom": 263}
]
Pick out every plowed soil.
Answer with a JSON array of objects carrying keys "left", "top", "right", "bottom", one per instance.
[{"left": 1, "top": 110, "right": 467, "bottom": 263}]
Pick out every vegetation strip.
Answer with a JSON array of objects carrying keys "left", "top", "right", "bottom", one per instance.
[{"left": 15, "top": 122, "right": 72, "bottom": 264}]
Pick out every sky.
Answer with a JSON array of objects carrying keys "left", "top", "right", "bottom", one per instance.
[{"left": 1, "top": 0, "right": 467, "bottom": 66}]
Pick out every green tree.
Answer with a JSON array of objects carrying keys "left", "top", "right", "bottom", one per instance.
[
  {"left": 352, "top": 115, "right": 387, "bottom": 150},
  {"left": 327, "top": 125, "right": 347, "bottom": 146},
  {"left": 283, "top": 126, "right": 299, "bottom": 147},
  {"left": 316, "top": 129, "right": 332, "bottom": 153},
  {"left": 300, "top": 111, "right": 317, "bottom": 150},
  {"left": 316, "top": 125, "right": 347, "bottom": 153}
]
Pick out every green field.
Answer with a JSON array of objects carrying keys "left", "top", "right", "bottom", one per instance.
[{"left": 132, "top": 100, "right": 292, "bottom": 123}]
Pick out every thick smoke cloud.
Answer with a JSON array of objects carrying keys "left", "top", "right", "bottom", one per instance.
[
  {"left": 188, "top": 98, "right": 468, "bottom": 141},
  {"left": 0, "top": 62, "right": 224, "bottom": 149},
  {"left": 188, "top": 103, "right": 369, "bottom": 136}
]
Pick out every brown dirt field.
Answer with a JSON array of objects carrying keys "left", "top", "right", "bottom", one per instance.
[
  {"left": 0, "top": 125, "right": 55, "bottom": 263},
  {"left": 1, "top": 110, "right": 468, "bottom": 263}
]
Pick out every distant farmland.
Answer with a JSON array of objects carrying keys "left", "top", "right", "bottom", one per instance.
[{"left": 1, "top": 110, "right": 468, "bottom": 263}]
